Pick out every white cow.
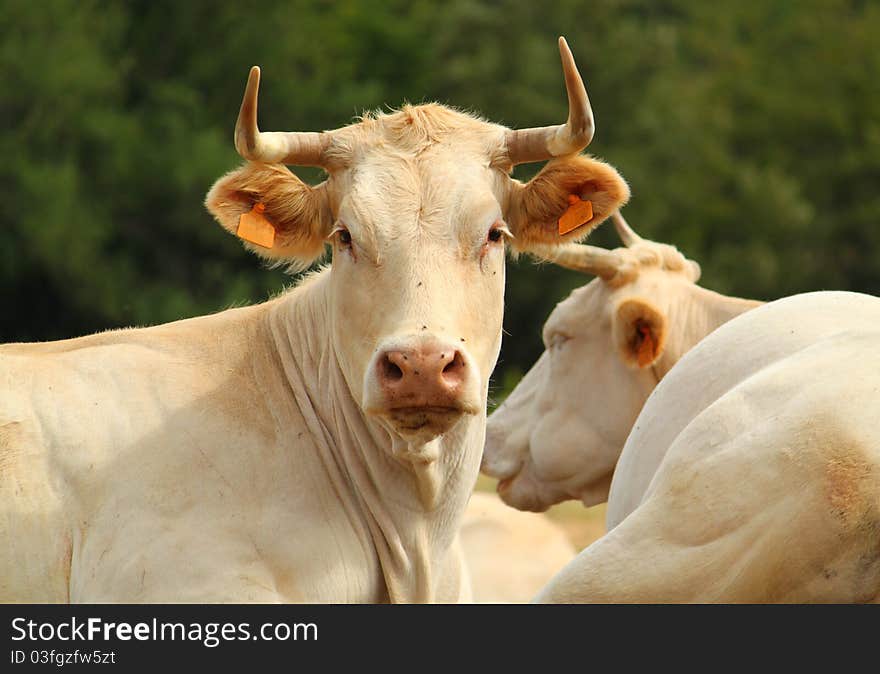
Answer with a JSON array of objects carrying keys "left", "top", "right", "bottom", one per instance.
[
  {"left": 461, "top": 492, "right": 576, "bottom": 603},
  {"left": 483, "top": 213, "right": 760, "bottom": 512},
  {"left": 0, "top": 38, "right": 630, "bottom": 603},
  {"left": 535, "top": 291, "right": 880, "bottom": 602}
]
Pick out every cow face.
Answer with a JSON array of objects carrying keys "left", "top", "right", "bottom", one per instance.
[
  {"left": 206, "top": 39, "right": 630, "bottom": 446},
  {"left": 327, "top": 135, "right": 510, "bottom": 444},
  {"left": 482, "top": 222, "right": 702, "bottom": 510}
]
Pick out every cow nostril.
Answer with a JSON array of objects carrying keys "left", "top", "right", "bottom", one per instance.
[
  {"left": 441, "top": 351, "right": 466, "bottom": 382},
  {"left": 382, "top": 356, "right": 404, "bottom": 382}
]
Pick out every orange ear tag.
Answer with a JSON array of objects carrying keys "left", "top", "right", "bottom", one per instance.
[
  {"left": 558, "top": 194, "right": 594, "bottom": 236},
  {"left": 236, "top": 202, "right": 276, "bottom": 249}
]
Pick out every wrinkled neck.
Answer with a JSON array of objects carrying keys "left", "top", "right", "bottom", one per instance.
[
  {"left": 263, "top": 272, "right": 480, "bottom": 602},
  {"left": 655, "top": 285, "right": 763, "bottom": 380}
]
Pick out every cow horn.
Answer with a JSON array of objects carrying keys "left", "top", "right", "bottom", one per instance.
[
  {"left": 505, "top": 37, "right": 595, "bottom": 165},
  {"left": 612, "top": 211, "right": 643, "bottom": 247},
  {"left": 538, "top": 243, "right": 622, "bottom": 281},
  {"left": 234, "top": 66, "right": 329, "bottom": 167}
]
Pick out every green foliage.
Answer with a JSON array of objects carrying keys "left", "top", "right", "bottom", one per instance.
[{"left": 2, "top": 0, "right": 878, "bottom": 389}]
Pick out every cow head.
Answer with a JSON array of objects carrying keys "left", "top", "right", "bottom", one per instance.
[
  {"left": 482, "top": 213, "right": 704, "bottom": 510},
  {"left": 206, "top": 38, "right": 629, "bottom": 446}
]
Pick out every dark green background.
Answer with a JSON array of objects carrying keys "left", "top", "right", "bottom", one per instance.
[{"left": 3, "top": 0, "right": 878, "bottom": 401}]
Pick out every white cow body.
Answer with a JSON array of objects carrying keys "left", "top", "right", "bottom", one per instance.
[
  {"left": 461, "top": 492, "right": 575, "bottom": 603},
  {"left": 536, "top": 291, "right": 880, "bottom": 602},
  {"left": 0, "top": 278, "right": 479, "bottom": 602}
]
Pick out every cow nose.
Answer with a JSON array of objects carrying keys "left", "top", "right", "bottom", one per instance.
[{"left": 377, "top": 344, "right": 468, "bottom": 406}]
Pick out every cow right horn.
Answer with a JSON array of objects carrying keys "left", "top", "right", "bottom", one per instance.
[
  {"left": 505, "top": 37, "right": 595, "bottom": 165},
  {"left": 234, "top": 66, "right": 330, "bottom": 167}
]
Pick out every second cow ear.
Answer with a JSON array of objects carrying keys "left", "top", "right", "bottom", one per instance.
[
  {"left": 504, "top": 155, "right": 630, "bottom": 252},
  {"left": 205, "top": 162, "right": 333, "bottom": 268},
  {"left": 613, "top": 298, "right": 667, "bottom": 368}
]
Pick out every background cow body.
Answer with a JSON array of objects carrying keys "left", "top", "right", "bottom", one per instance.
[{"left": 536, "top": 291, "right": 880, "bottom": 602}]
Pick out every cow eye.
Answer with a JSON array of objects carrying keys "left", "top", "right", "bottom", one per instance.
[
  {"left": 330, "top": 225, "right": 353, "bottom": 248},
  {"left": 479, "top": 221, "right": 511, "bottom": 268},
  {"left": 548, "top": 333, "right": 570, "bottom": 350},
  {"left": 487, "top": 223, "right": 511, "bottom": 244}
]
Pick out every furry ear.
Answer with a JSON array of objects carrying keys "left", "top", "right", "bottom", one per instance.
[
  {"left": 504, "top": 155, "right": 630, "bottom": 251},
  {"left": 613, "top": 298, "right": 667, "bottom": 368},
  {"left": 205, "top": 162, "right": 333, "bottom": 268}
]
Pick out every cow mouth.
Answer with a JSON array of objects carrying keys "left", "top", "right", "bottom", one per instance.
[
  {"left": 389, "top": 405, "right": 460, "bottom": 415},
  {"left": 377, "top": 404, "right": 472, "bottom": 441},
  {"left": 387, "top": 405, "right": 462, "bottom": 430},
  {"left": 494, "top": 471, "right": 553, "bottom": 513}
]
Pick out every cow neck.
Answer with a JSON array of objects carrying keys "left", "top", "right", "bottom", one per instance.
[
  {"left": 655, "top": 284, "right": 763, "bottom": 380},
  {"left": 263, "top": 271, "right": 477, "bottom": 603}
]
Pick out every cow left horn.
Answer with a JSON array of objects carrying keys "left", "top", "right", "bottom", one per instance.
[
  {"left": 505, "top": 37, "right": 595, "bottom": 165},
  {"left": 234, "top": 66, "right": 329, "bottom": 167}
]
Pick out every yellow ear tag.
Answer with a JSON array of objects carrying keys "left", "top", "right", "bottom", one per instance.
[
  {"left": 236, "top": 202, "right": 276, "bottom": 249},
  {"left": 558, "top": 194, "right": 594, "bottom": 236}
]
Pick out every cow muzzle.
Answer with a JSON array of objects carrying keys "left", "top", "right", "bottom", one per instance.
[
  {"left": 482, "top": 425, "right": 560, "bottom": 512},
  {"left": 364, "top": 336, "right": 480, "bottom": 442}
]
